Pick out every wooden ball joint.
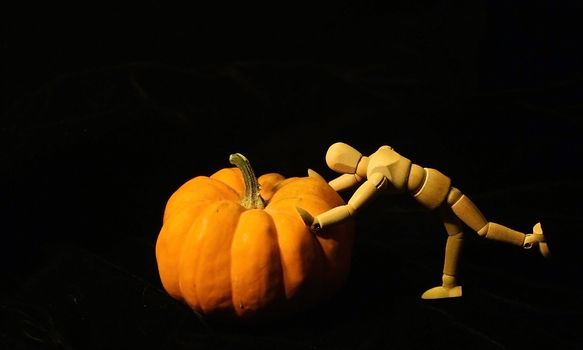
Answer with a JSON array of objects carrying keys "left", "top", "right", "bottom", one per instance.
[{"left": 298, "top": 142, "right": 550, "bottom": 299}]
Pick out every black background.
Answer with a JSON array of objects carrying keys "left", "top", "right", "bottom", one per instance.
[{"left": 3, "top": 1, "right": 583, "bottom": 349}]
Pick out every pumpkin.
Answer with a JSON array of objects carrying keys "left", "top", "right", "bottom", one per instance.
[{"left": 155, "top": 153, "right": 355, "bottom": 322}]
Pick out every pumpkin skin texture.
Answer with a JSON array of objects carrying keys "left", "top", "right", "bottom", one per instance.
[{"left": 155, "top": 156, "right": 355, "bottom": 322}]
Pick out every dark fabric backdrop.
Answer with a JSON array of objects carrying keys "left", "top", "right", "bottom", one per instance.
[{"left": 3, "top": 2, "right": 583, "bottom": 349}]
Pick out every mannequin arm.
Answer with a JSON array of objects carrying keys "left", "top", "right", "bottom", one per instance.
[
  {"left": 315, "top": 173, "right": 385, "bottom": 229},
  {"left": 328, "top": 173, "right": 362, "bottom": 192}
]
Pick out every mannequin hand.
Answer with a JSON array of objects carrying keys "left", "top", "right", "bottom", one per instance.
[
  {"left": 310, "top": 221, "right": 322, "bottom": 233},
  {"left": 296, "top": 207, "right": 322, "bottom": 233},
  {"left": 524, "top": 222, "right": 551, "bottom": 258}
]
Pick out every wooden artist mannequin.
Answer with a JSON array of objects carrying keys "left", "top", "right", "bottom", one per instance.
[{"left": 298, "top": 142, "right": 550, "bottom": 299}]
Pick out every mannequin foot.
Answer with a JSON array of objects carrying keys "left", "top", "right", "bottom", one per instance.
[
  {"left": 524, "top": 222, "right": 551, "bottom": 258},
  {"left": 421, "top": 285, "right": 462, "bottom": 299},
  {"left": 421, "top": 274, "right": 462, "bottom": 299}
]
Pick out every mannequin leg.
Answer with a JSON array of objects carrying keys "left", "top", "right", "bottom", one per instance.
[
  {"left": 447, "top": 187, "right": 549, "bottom": 257},
  {"left": 448, "top": 187, "right": 523, "bottom": 245},
  {"left": 421, "top": 207, "right": 464, "bottom": 299},
  {"left": 421, "top": 186, "right": 550, "bottom": 300}
]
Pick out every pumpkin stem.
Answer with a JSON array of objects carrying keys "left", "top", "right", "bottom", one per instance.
[{"left": 229, "top": 153, "right": 265, "bottom": 209}]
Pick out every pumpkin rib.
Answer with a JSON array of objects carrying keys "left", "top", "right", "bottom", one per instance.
[
  {"left": 230, "top": 209, "right": 285, "bottom": 318},
  {"left": 164, "top": 199, "right": 220, "bottom": 226},
  {"left": 164, "top": 177, "right": 241, "bottom": 222},
  {"left": 257, "top": 173, "right": 286, "bottom": 201},
  {"left": 266, "top": 208, "right": 324, "bottom": 304},
  {"left": 176, "top": 202, "right": 219, "bottom": 311},
  {"left": 160, "top": 196, "right": 235, "bottom": 300},
  {"left": 156, "top": 204, "right": 206, "bottom": 299},
  {"left": 178, "top": 200, "right": 242, "bottom": 316},
  {"left": 197, "top": 200, "right": 243, "bottom": 316},
  {"left": 266, "top": 196, "right": 355, "bottom": 295},
  {"left": 315, "top": 223, "right": 355, "bottom": 290},
  {"left": 210, "top": 167, "right": 245, "bottom": 197},
  {"left": 268, "top": 178, "right": 345, "bottom": 208},
  {"left": 177, "top": 198, "right": 238, "bottom": 310}
]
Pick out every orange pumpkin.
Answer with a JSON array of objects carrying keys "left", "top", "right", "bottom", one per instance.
[{"left": 155, "top": 153, "right": 355, "bottom": 321}]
